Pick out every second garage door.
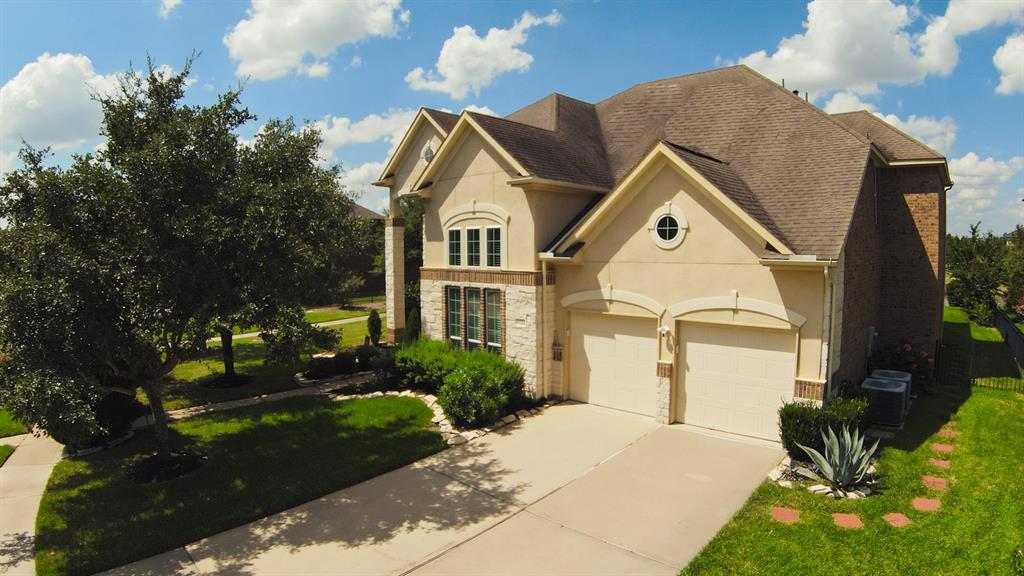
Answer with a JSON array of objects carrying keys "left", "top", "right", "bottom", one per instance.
[
  {"left": 676, "top": 323, "right": 796, "bottom": 440},
  {"left": 569, "top": 312, "right": 659, "bottom": 417}
]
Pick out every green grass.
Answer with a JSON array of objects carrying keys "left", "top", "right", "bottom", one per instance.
[
  {"left": 682, "top": 312, "right": 1024, "bottom": 576},
  {"left": 351, "top": 294, "right": 383, "bottom": 306},
  {"left": 0, "top": 444, "right": 14, "bottom": 466},
  {"left": 157, "top": 316, "right": 382, "bottom": 411},
  {"left": 35, "top": 395, "right": 446, "bottom": 576},
  {"left": 943, "top": 306, "right": 1023, "bottom": 385},
  {"left": 0, "top": 408, "right": 28, "bottom": 437},
  {"left": 229, "top": 306, "right": 370, "bottom": 335}
]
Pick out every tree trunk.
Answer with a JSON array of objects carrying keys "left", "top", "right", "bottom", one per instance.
[
  {"left": 218, "top": 326, "right": 236, "bottom": 379},
  {"left": 140, "top": 380, "right": 172, "bottom": 461}
]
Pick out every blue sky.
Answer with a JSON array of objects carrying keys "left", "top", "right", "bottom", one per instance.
[{"left": 1, "top": 0, "right": 1022, "bottom": 234}]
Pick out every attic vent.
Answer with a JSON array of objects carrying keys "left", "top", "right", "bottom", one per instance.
[{"left": 423, "top": 144, "right": 435, "bottom": 163}]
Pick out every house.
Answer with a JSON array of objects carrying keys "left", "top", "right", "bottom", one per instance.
[{"left": 374, "top": 65, "right": 949, "bottom": 441}]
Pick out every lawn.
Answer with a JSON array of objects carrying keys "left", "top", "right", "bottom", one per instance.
[
  {"left": 0, "top": 444, "right": 14, "bottom": 466},
  {"left": 944, "top": 306, "right": 1023, "bottom": 387},
  {"left": 35, "top": 395, "right": 446, "bottom": 576},
  {"left": 681, "top": 309, "right": 1024, "bottom": 576},
  {"left": 229, "top": 306, "right": 371, "bottom": 335},
  {"left": 0, "top": 408, "right": 28, "bottom": 437},
  {"left": 158, "top": 317, "right": 380, "bottom": 411}
]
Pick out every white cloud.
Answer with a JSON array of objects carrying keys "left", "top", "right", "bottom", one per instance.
[
  {"left": 349, "top": 55, "right": 364, "bottom": 69},
  {"left": 0, "top": 53, "right": 120, "bottom": 151},
  {"left": 877, "top": 113, "right": 958, "bottom": 155},
  {"left": 338, "top": 160, "right": 388, "bottom": 210},
  {"left": 224, "top": 0, "right": 407, "bottom": 81},
  {"left": 0, "top": 150, "right": 19, "bottom": 176},
  {"left": 823, "top": 92, "right": 877, "bottom": 113},
  {"left": 461, "top": 104, "right": 497, "bottom": 116},
  {"left": 158, "top": 0, "right": 182, "bottom": 19},
  {"left": 994, "top": 33, "right": 1024, "bottom": 95},
  {"left": 948, "top": 152, "right": 1024, "bottom": 232},
  {"left": 736, "top": 0, "right": 1023, "bottom": 98},
  {"left": 406, "top": 10, "right": 562, "bottom": 100},
  {"left": 313, "top": 108, "right": 418, "bottom": 161}
]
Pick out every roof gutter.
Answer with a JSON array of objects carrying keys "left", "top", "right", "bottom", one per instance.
[
  {"left": 759, "top": 255, "right": 838, "bottom": 269},
  {"left": 508, "top": 176, "right": 611, "bottom": 194}
]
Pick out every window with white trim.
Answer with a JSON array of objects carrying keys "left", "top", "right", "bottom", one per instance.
[
  {"left": 648, "top": 203, "right": 688, "bottom": 249},
  {"left": 465, "top": 288, "right": 481, "bottom": 349},
  {"left": 485, "top": 289, "right": 501, "bottom": 353},
  {"left": 446, "top": 286, "right": 462, "bottom": 345},
  {"left": 486, "top": 227, "right": 501, "bottom": 267},
  {"left": 448, "top": 229, "right": 461, "bottom": 266},
  {"left": 467, "top": 228, "right": 481, "bottom": 267}
]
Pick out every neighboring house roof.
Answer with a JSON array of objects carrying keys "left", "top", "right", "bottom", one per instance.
[
  {"left": 390, "top": 65, "right": 950, "bottom": 259},
  {"left": 830, "top": 110, "right": 944, "bottom": 161},
  {"left": 351, "top": 203, "right": 384, "bottom": 219}
]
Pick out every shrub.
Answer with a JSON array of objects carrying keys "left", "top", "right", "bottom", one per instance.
[
  {"left": 307, "top": 356, "right": 335, "bottom": 379},
  {"left": 969, "top": 301, "right": 994, "bottom": 326},
  {"left": 778, "top": 397, "right": 869, "bottom": 459},
  {"left": 332, "top": 350, "right": 358, "bottom": 375},
  {"left": 404, "top": 306, "right": 421, "bottom": 342},
  {"left": 437, "top": 352, "right": 525, "bottom": 428},
  {"left": 370, "top": 347, "right": 397, "bottom": 385},
  {"left": 93, "top": 391, "right": 147, "bottom": 441},
  {"left": 367, "top": 310, "right": 382, "bottom": 345},
  {"left": 355, "top": 344, "right": 380, "bottom": 370},
  {"left": 394, "top": 338, "right": 459, "bottom": 391}
]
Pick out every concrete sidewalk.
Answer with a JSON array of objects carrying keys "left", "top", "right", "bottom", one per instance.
[
  {"left": 105, "top": 403, "right": 781, "bottom": 576},
  {"left": 0, "top": 433, "right": 64, "bottom": 576},
  {"left": 225, "top": 313, "right": 372, "bottom": 342}
]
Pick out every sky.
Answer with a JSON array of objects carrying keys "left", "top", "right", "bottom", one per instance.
[{"left": 1, "top": 0, "right": 1022, "bottom": 235}]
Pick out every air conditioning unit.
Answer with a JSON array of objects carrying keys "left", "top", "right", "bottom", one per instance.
[
  {"left": 861, "top": 378, "right": 908, "bottom": 428},
  {"left": 870, "top": 369, "right": 913, "bottom": 414}
]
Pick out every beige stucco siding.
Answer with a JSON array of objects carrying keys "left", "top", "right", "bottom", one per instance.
[
  {"left": 555, "top": 162, "right": 827, "bottom": 382},
  {"left": 391, "top": 125, "right": 444, "bottom": 199}
]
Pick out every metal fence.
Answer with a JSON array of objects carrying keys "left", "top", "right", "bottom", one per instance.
[
  {"left": 992, "top": 305, "right": 1024, "bottom": 369},
  {"left": 939, "top": 324, "right": 1024, "bottom": 393}
]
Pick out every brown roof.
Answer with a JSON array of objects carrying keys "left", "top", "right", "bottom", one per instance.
[
  {"left": 351, "top": 203, "right": 384, "bottom": 219},
  {"left": 422, "top": 108, "right": 459, "bottom": 134},
  {"left": 830, "top": 110, "right": 944, "bottom": 161}
]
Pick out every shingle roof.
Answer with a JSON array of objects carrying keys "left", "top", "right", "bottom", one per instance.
[
  {"left": 468, "top": 96, "right": 613, "bottom": 189},
  {"left": 421, "top": 65, "right": 945, "bottom": 258},
  {"left": 662, "top": 141, "right": 788, "bottom": 249},
  {"left": 422, "top": 108, "right": 459, "bottom": 134},
  {"left": 830, "top": 110, "right": 945, "bottom": 161}
]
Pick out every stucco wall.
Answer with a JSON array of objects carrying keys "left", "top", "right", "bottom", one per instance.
[{"left": 554, "top": 161, "right": 828, "bottom": 382}]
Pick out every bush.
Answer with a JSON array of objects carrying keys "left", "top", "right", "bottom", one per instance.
[
  {"left": 307, "top": 356, "right": 335, "bottom": 379},
  {"left": 367, "top": 310, "right": 382, "bottom": 345},
  {"left": 332, "top": 350, "right": 358, "bottom": 375},
  {"left": 404, "top": 306, "right": 421, "bottom": 342},
  {"left": 437, "top": 351, "right": 525, "bottom": 428},
  {"left": 370, "top": 348, "right": 397, "bottom": 384},
  {"left": 778, "top": 397, "right": 869, "bottom": 459},
  {"left": 968, "top": 301, "right": 994, "bottom": 326},
  {"left": 394, "top": 338, "right": 459, "bottom": 391},
  {"left": 93, "top": 391, "right": 147, "bottom": 441},
  {"left": 355, "top": 344, "right": 380, "bottom": 370}
]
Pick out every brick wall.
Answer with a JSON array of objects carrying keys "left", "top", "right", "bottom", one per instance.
[
  {"left": 833, "top": 162, "right": 946, "bottom": 385},
  {"left": 876, "top": 166, "right": 945, "bottom": 354},
  {"left": 835, "top": 165, "right": 881, "bottom": 385}
]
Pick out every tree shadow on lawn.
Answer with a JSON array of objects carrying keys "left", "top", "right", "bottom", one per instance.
[{"left": 37, "top": 397, "right": 523, "bottom": 576}]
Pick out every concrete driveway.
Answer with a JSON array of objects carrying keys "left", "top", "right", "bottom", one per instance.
[{"left": 105, "top": 403, "right": 781, "bottom": 576}]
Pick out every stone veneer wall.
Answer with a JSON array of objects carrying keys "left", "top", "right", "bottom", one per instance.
[
  {"left": 384, "top": 218, "right": 405, "bottom": 343},
  {"left": 421, "top": 278, "right": 543, "bottom": 396}
]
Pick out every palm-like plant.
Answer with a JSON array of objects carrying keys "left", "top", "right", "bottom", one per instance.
[{"left": 796, "top": 424, "right": 879, "bottom": 495}]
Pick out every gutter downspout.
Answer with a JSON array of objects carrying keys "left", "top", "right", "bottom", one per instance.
[
  {"left": 540, "top": 259, "right": 548, "bottom": 399},
  {"left": 821, "top": 259, "right": 838, "bottom": 398}
]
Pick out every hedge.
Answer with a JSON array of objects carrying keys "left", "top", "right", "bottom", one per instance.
[{"left": 778, "top": 396, "right": 870, "bottom": 459}]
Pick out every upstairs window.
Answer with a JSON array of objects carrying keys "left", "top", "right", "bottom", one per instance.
[
  {"left": 448, "top": 229, "right": 461, "bottom": 266},
  {"left": 486, "top": 227, "right": 501, "bottom": 267},
  {"left": 467, "top": 228, "right": 481, "bottom": 267}
]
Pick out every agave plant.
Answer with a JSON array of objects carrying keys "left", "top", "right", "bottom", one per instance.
[{"left": 796, "top": 424, "right": 879, "bottom": 495}]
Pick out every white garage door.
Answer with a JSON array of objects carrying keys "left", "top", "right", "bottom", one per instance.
[
  {"left": 676, "top": 323, "right": 795, "bottom": 440},
  {"left": 569, "top": 313, "right": 659, "bottom": 417}
]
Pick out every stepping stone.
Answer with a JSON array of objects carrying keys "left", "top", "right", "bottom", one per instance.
[
  {"left": 770, "top": 506, "right": 800, "bottom": 524},
  {"left": 931, "top": 443, "right": 954, "bottom": 454},
  {"left": 922, "top": 476, "right": 948, "bottom": 490},
  {"left": 912, "top": 497, "right": 941, "bottom": 512},
  {"left": 883, "top": 512, "right": 912, "bottom": 528},
  {"left": 944, "top": 420, "right": 957, "bottom": 427},
  {"left": 937, "top": 429, "right": 960, "bottom": 439},
  {"left": 928, "top": 458, "right": 951, "bottom": 469},
  {"left": 832, "top": 513, "right": 863, "bottom": 529}
]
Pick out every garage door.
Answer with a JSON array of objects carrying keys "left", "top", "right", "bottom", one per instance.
[
  {"left": 676, "top": 323, "right": 795, "bottom": 440},
  {"left": 569, "top": 313, "right": 659, "bottom": 417}
]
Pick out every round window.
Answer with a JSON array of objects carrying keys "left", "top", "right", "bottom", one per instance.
[{"left": 655, "top": 215, "right": 679, "bottom": 241}]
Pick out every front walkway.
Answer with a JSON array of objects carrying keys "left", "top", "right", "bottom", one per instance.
[
  {"left": 105, "top": 403, "right": 781, "bottom": 575},
  {"left": 0, "top": 433, "right": 64, "bottom": 576}
]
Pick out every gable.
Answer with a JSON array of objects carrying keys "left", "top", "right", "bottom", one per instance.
[{"left": 377, "top": 109, "right": 448, "bottom": 195}]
